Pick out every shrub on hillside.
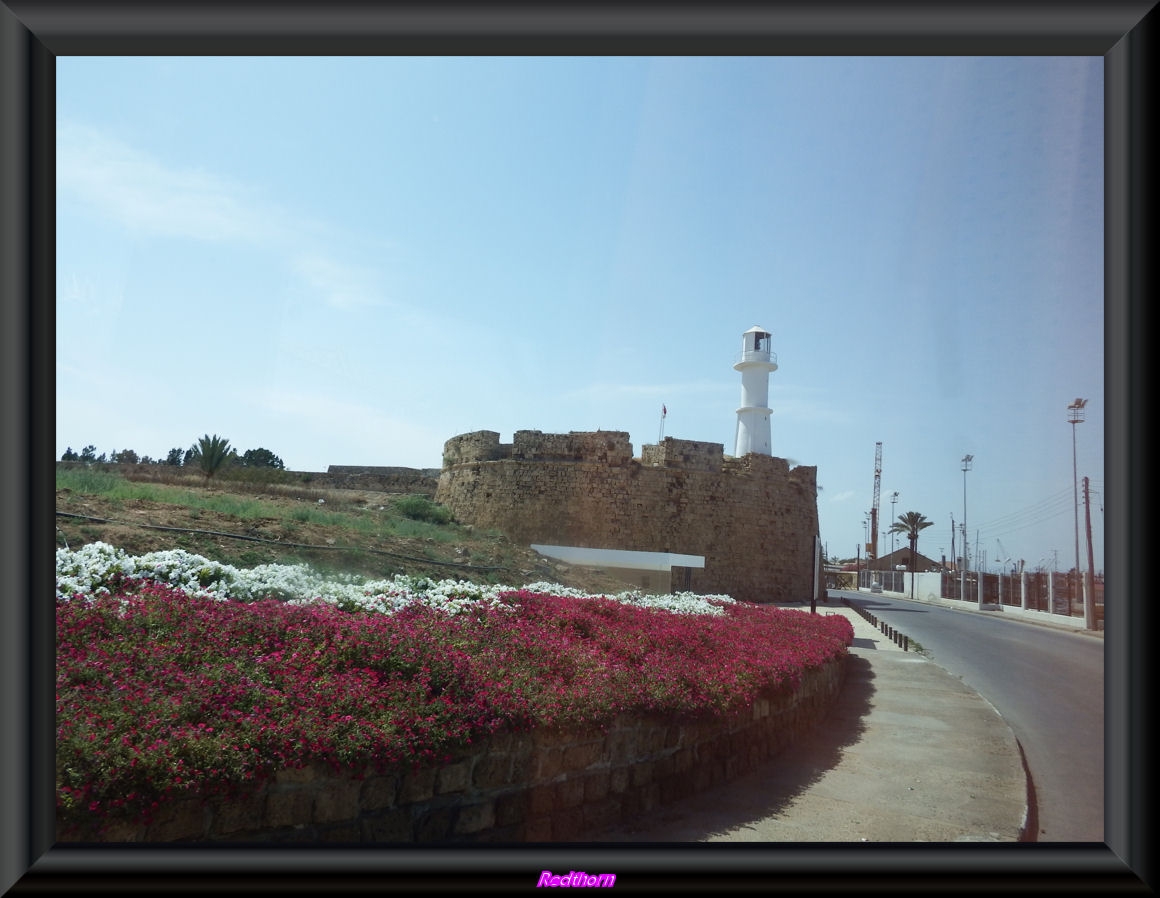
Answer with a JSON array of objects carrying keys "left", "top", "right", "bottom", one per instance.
[{"left": 395, "top": 495, "right": 452, "bottom": 524}]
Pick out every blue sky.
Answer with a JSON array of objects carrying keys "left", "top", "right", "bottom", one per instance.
[{"left": 56, "top": 56, "right": 1104, "bottom": 575}]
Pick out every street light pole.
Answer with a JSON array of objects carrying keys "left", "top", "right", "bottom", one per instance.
[
  {"left": 1068, "top": 398, "right": 1087, "bottom": 616},
  {"left": 890, "top": 491, "right": 899, "bottom": 558},
  {"left": 961, "top": 454, "right": 975, "bottom": 608}
]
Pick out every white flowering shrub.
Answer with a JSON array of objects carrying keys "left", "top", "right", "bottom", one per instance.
[
  {"left": 519, "top": 581, "right": 735, "bottom": 616},
  {"left": 55, "top": 542, "right": 737, "bottom": 616},
  {"left": 55, "top": 541, "right": 129, "bottom": 599}
]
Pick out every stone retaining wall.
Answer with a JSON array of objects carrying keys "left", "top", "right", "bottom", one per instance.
[{"left": 58, "top": 656, "right": 845, "bottom": 843}]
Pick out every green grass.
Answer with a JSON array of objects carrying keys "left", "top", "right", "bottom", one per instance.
[
  {"left": 57, "top": 467, "right": 155, "bottom": 502},
  {"left": 388, "top": 517, "right": 459, "bottom": 542},
  {"left": 288, "top": 505, "right": 332, "bottom": 525},
  {"left": 57, "top": 465, "right": 460, "bottom": 547}
]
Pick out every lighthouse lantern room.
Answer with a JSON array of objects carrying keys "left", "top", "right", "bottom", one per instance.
[{"left": 733, "top": 326, "right": 778, "bottom": 457}]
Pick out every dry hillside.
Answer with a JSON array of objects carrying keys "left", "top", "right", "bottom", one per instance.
[{"left": 54, "top": 467, "right": 638, "bottom": 597}]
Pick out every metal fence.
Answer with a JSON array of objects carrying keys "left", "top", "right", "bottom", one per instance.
[
  {"left": 857, "top": 569, "right": 906, "bottom": 594},
  {"left": 941, "top": 569, "right": 1100, "bottom": 617},
  {"left": 853, "top": 568, "right": 1104, "bottom": 622}
]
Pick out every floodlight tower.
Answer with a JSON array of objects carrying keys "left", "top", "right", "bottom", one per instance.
[
  {"left": 961, "top": 453, "right": 976, "bottom": 608},
  {"left": 890, "top": 491, "right": 900, "bottom": 556},
  {"left": 869, "top": 442, "right": 882, "bottom": 562},
  {"left": 733, "top": 326, "right": 777, "bottom": 456},
  {"left": 1068, "top": 398, "right": 1087, "bottom": 612}
]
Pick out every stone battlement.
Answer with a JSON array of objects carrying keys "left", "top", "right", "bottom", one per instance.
[{"left": 640, "top": 437, "right": 724, "bottom": 472}]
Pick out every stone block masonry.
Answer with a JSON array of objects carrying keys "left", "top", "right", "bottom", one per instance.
[
  {"left": 435, "top": 431, "right": 821, "bottom": 604},
  {"left": 317, "top": 465, "right": 441, "bottom": 496},
  {"left": 56, "top": 657, "right": 844, "bottom": 843}
]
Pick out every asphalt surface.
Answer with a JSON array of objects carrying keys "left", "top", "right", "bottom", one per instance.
[{"left": 589, "top": 599, "right": 1029, "bottom": 842}]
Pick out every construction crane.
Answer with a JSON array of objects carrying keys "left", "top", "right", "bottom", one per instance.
[{"left": 869, "top": 441, "right": 882, "bottom": 561}]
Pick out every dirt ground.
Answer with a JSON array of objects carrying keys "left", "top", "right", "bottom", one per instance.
[{"left": 54, "top": 484, "right": 637, "bottom": 596}]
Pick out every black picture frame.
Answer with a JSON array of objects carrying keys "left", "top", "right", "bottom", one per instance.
[{"left": 2, "top": 2, "right": 1153, "bottom": 893}]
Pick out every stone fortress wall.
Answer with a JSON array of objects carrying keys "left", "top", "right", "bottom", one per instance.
[
  {"left": 318, "top": 465, "right": 440, "bottom": 496},
  {"left": 434, "top": 430, "right": 821, "bottom": 604}
]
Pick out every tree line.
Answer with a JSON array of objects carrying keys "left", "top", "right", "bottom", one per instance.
[{"left": 60, "top": 434, "right": 284, "bottom": 478}]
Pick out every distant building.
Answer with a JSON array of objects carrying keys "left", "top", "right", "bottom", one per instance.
[{"left": 866, "top": 547, "right": 942, "bottom": 573}]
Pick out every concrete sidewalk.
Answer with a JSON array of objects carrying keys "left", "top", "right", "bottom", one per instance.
[{"left": 589, "top": 602, "right": 1029, "bottom": 843}]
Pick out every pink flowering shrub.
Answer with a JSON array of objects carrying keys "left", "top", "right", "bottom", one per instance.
[{"left": 56, "top": 581, "right": 852, "bottom": 827}]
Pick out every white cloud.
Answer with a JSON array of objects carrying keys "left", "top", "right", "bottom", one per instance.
[
  {"left": 291, "top": 253, "right": 384, "bottom": 310},
  {"left": 563, "top": 380, "right": 731, "bottom": 401},
  {"left": 57, "top": 121, "right": 396, "bottom": 312},
  {"left": 57, "top": 122, "right": 283, "bottom": 244}
]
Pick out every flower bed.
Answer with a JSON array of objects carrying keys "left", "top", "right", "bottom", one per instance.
[{"left": 56, "top": 543, "right": 853, "bottom": 836}]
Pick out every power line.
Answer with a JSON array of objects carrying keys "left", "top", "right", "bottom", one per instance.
[
  {"left": 971, "top": 486, "right": 1075, "bottom": 533},
  {"left": 919, "top": 483, "right": 1104, "bottom": 567}
]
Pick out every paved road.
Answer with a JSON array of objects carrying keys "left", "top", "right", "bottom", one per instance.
[{"left": 837, "top": 590, "right": 1104, "bottom": 842}]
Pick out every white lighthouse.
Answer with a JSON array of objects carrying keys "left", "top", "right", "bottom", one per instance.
[{"left": 733, "top": 325, "right": 777, "bottom": 456}]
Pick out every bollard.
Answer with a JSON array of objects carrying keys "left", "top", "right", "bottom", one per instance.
[{"left": 903, "top": 635, "right": 909, "bottom": 651}]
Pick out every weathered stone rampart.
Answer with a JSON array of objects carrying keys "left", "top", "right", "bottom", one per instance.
[
  {"left": 319, "top": 465, "right": 440, "bottom": 496},
  {"left": 435, "top": 431, "right": 821, "bottom": 604}
]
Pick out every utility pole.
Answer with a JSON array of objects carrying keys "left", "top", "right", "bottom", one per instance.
[{"left": 1083, "top": 476, "right": 1097, "bottom": 630}]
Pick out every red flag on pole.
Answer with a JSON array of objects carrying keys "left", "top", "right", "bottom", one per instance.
[{"left": 662, "top": 405, "right": 667, "bottom": 417}]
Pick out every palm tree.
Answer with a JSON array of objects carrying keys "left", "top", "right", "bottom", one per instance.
[
  {"left": 890, "top": 511, "right": 934, "bottom": 597},
  {"left": 191, "top": 433, "right": 232, "bottom": 481}
]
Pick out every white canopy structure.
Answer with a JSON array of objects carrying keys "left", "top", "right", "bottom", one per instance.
[{"left": 531, "top": 544, "right": 705, "bottom": 593}]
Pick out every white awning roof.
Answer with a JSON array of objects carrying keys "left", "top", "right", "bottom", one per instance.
[{"left": 531, "top": 544, "right": 705, "bottom": 572}]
